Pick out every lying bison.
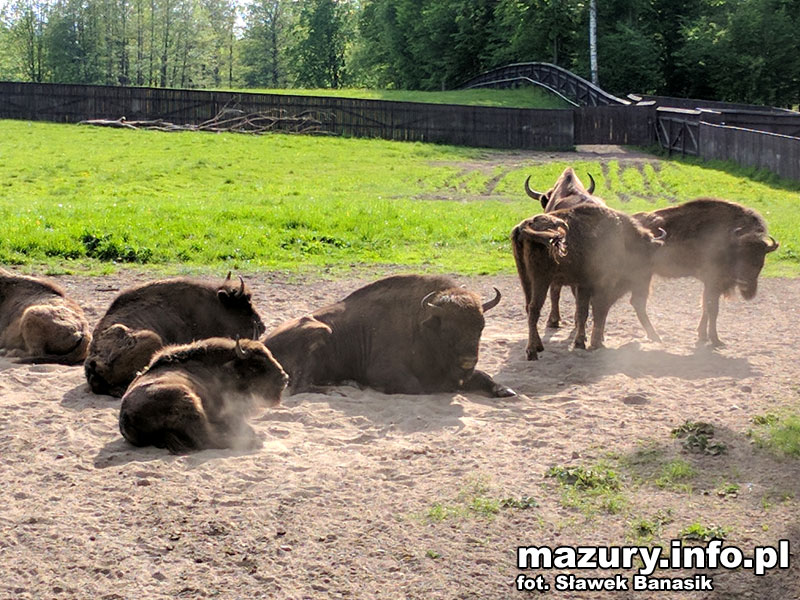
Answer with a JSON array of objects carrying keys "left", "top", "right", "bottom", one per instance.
[
  {"left": 86, "top": 273, "right": 265, "bottom": 397},
  {"left": 0, "top": 269, "right": 91, "bottom": 364},
  {"left": 512, "top": 204, "right": 663, "bottom": 360},
  {"left": 523, "top": 167, "right": 605, "bottom": 329},
  {"left": 263, "top": 274, "right": 515, "bottom": 397},
  {"left": 119, "top": 337, "right": 287, "bottom": 453},
  {"left": 632, "top": 198, "right": 779, "bottom": 347}
]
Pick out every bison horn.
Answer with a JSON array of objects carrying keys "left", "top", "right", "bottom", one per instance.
[
  {"left": 653, "top": 227, "right": 667, "bottom": 241},
  {"left": 236, "top": 275, "right": 245, "bottom": 297},
  {"left": 482, "top": 287, "right": 501, "bottom": 312},
  {"left": 421, "top": 291, "right": 439, "bottom": 310},
  {"left": 234, "top": 336, "right": 251, "bottom": 359},
  {"left": 586, "top": 173, "right": 595, "bottom": 194},
  {"left": 524, "top": 175, "right": 546, "bottom": 201},
  {"left": 765, "top": 235, "right": 779, "bottom": 253},
  {"left": 225, "top": 271, "right": 232, "bottom": 282}
]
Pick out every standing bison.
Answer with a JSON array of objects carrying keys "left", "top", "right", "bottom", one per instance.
[
  {"left": 263, "top": 274, "right": 515, "bottom": 397},
  {"left": 512, "top": 204, "right": 663, "bottom": 360},
  {"left": 633, "top": 198, "right": 779, "bottom": 347},
  {"left": 523, "top": 167, "right": 605, "bottom": 328},
  {"left": 119, "top": 337, "right": 287, "bottom": 453},
  {"left": 85, "top": 273, "right": 265, "bottom": 397},
  {"left": 0, "top": 269, "right": 91, "bottom": 364}
]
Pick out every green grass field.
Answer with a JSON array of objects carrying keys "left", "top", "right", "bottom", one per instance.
[
  {"left": 1, "top": 119, "right": 798, "bottom": 277},
  {"left": 220, "top": 86, "right": 572, "bottom": 109}
]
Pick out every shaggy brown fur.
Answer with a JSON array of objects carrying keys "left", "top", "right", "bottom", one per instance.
[
  {"left": 264, "top": 274, "right": 514, "bottom": 397},
  {"left": 633, "top": 198, "right": 779, "bottom": 346},
  {"left": 0, "top": 270, "right": 91, "bottom": 364},
  {"left": 512, "top": 204, "right": 662, "bottom": 360},
  {"left": 85, "top": 274, "right": 265, "bottom": 397},
  {"left": 119, "top": 337, "right": 287, "bottom": 454}
]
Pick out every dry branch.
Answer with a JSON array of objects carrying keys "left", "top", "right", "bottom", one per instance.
[{"left": 79, "top": 107, "right": 335, "bottom": 136}]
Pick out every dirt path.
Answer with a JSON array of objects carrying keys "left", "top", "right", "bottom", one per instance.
[{"left": 1, "top": 269, "right": 798, "bottom": 599}]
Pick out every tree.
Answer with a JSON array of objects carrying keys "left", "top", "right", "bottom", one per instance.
[
  {"left": 6, "top": 0, "right": 50, "bottom": 82},
  {"left": 291, "top": 0, "right": 351, "bottom": 88},
  {"left": 240, "top": 0, "right": 296, "bottom": 87}
]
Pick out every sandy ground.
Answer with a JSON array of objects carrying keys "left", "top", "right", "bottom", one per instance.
[{"left": 1, "top": 268, "right": 799, "bottom": 600}]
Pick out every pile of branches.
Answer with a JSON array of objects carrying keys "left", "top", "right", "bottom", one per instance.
[{"left": 79, "top": 107, "right": 335, "bottom": 136}]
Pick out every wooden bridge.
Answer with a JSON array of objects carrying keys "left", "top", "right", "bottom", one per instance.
[{"left": 458, "top": 62, "right": 629, "bottom": 107}]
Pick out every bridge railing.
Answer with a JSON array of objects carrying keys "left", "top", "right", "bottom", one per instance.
[{"left": 458, "top": 62, "right": 629, "bottom": 107}]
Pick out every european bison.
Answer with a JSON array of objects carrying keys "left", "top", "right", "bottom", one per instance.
[
  {"left": 119, "top": 337, "right": 287, "bottom": 453},
  {"left": 0, "top": 269, "right": 91, "bottom": 364},
  {"left": 632, "top": 198, "right": 779, "bottom": 347},
  {"left": 512, "top": 204, "right": 663, "bottom": 360},
  {"left": 263, "top": 274, "right": 515, "bottom": 397},
  {"left": 85, "top": 273, "right": 265, "bottom": 397},
  {"left": 524, "top": 168, "right": 606, "bottom": 329},
  {"left": 524, "top": 167, "right": 600, "bottom": 213}
]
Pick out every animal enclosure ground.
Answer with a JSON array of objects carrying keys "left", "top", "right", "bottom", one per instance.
[{"left": 1, "top": 270, "right": 798, "bottom": 599}]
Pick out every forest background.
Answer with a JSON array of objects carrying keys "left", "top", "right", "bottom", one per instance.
[{"left": 1, "top": 0, "right": 799, "bottom": 108}]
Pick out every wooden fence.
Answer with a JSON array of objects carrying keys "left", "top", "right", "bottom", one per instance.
[
  {"left": 699, "top": 122, "right": 800, "bottom": 181},
  {"left": 2, "top": 80, "right": 799, "bottom": 180},
  {"left": 0, "top": 81, "right": 575, "bottom": 150}
]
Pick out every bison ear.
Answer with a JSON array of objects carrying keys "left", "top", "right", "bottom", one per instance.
[{"left": 217, "top": 288, "right": 235, "bottom": 305}]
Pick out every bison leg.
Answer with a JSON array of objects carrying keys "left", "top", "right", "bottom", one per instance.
[
  {"left": 461, "top": 369, "right": 516, "bottom": 398},
  {"left": 366, "top": 362, "right": 425, "bottom": 394},
  {"left": 698, "top": 284, "right": 725, "bottom": 347},
  {"left": 546, "top": 284, "right": 563, "bottom": 328},
  {"left": 630, "top": 286, "right": 662, "bottom": 343},
  {"left": 573, "top": 287, "right": 591, "bottom": 349},
  {"left": 588, "top": 296, "right": 613, "bottom": 350},
  {"left": 525, "top": 277, "right": 552, "bottom": 360}
]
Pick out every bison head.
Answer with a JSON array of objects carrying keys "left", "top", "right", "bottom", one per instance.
[
  {"left": 225, "top": 337, "right": 288, "bottom": 406},
  {"left": 419, "top": 287, "right": 500, "bottom": 385},
  {"left": 217, "top": 273, "right": 266, "bottom": 338},
  {"left": 85, "top": 324, "right": 163, "bottom": 396},
  {"left": 732, "top": 230, "right": 779, "bottom": 299},
  {"left": 525, "top": 167, "right": 596, "bottom": 211}
]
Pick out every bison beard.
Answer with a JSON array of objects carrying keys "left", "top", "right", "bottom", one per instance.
[
  {"left": 512, "top": 204, "right": 663, "bottom": 360},
  {"left": 119, "top": 337, "right": 288, "bottom": 453},
  {"left": 263, "top": 274, "right": 515, "bottom": 397}
]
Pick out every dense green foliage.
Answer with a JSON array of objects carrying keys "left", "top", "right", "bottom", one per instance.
[
  {"left": 1, "top": 0, "right": 798, "bottom": 106},
  {"left": 1, "top": 120, "right": 798, "bottom": 277}
]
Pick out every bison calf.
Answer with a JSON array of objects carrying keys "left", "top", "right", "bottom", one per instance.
[
  {"left": 633, "top": 198, "right": 779, "bottom": 347},
  {"left": 86, "top": 273, "right": 265, "bottom": 397},
  {"left": 512, "top": 204, "right": 663, "bottom": 359},
  {"left": 0, "top": 270, "right": 91, "bottom": 364},
  {"left": 119, "top": 337, "right": 287, "bottom": 453},
  {"left": 264, "top": 274, "right": 515, "bottom": 397}
]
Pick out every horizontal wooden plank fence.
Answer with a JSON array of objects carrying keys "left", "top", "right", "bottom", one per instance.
[
  {"left": 2, "top": 81, "right": 799, "bottom": 181},
  {"left": 699, "top": 122, "right": 800, "bottom": 182},
  {"left": 0, "top": 81, "right": 575, "bottom": 150}
]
